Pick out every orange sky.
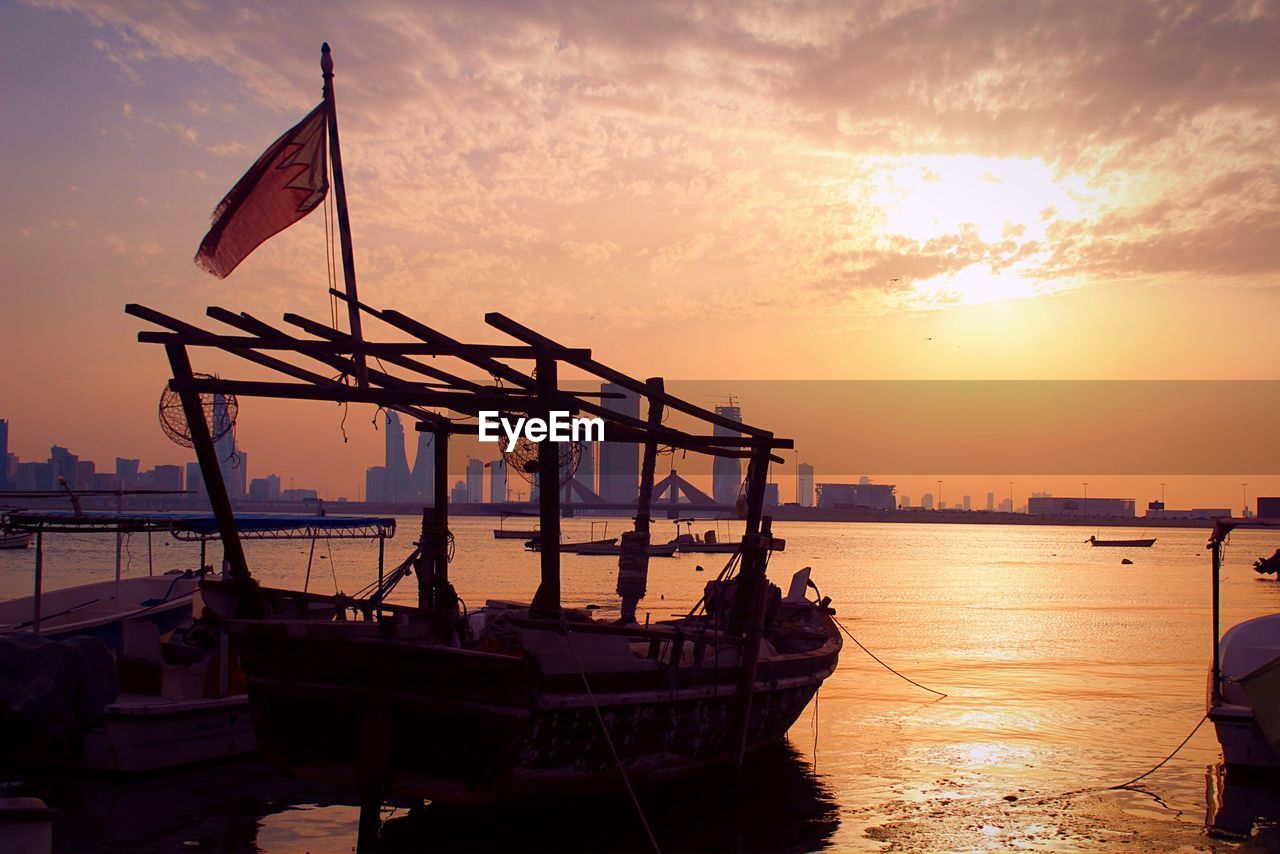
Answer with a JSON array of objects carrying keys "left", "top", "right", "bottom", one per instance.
[{"left": 1, "top": 1, "right": 1277, "bottom": 504}]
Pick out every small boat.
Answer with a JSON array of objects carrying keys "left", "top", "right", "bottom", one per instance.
[
  {"left": 571, "top": 541, "right": 679, "bottom": 557},
  {"left": 493, "top": 511, "right": 539, "bottom": 540},
  {"left": 0, "top": 573, "right": 201, "bottom": 648},
  {"left": 669, "top": 518, "right": 741, "bottom": 554},
  {"left": 1206, "top": 518, "right": 1280, "bottom": 772},
  {"left": 0, "top": 529, "right": 35, "bottom": 550},
  {"left": 1088, "top": 535, "right": 1156, "bottom": 547},
  {"left": 525, "top": 536, "right": 619, "bottom": 553}
]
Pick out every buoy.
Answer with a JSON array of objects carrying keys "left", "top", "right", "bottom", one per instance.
[{"left": 1121, "top": 558, "right": 1133, "bottom": 565}]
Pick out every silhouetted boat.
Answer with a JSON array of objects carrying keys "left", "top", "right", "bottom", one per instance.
[
  {"left": 123, "top": 44, "right": 842, "bottom": 815},
  {"left": 1206, "top": 518, "right": 1280, "bottom": 772},
  {"left": 524, "top": 535, "right": 619, "bottom": 553},
  {"left": 571, "top": 540, "right": 679, "bottom": 557},
  {"left": 493, "top": 511, "right": 538, "bottom": 539},
  {"left": 1088, "top": 535, "right": 1156, "bottom": 547},
  {"left": 670, "top": 518, "right": 741, "bottom": 553}
]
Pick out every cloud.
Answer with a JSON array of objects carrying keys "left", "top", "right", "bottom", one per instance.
[{"left": 19, "top": 0, "right": 1280, "bottom": 321}]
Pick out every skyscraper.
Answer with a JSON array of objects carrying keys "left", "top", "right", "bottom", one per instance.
[
  {"left": 488, "top": 459, "right": 508, "bottom": 503},
  {"left": 383, "top": 411, "right": 416, "bottom": 502},
  {"left": 712, "top": 402, "right": 743, "bottom": 504},
  {"left": 212, "top": 393, "right": 244, "bottom": 499},
  {"left": 598, "top": 382, "right": 639, "bottom": 503},
  {"left": 116, "top": 458, "right": 141, "bottom": 487},
  {"left": 411, "top": 431, "right": 435, "bottom": 502},
  {"left": 798, "top": 462, "right": 814, "bottom": 508},
  {"left": 466, "top": 457, "right": 484, "bottom": 503}
]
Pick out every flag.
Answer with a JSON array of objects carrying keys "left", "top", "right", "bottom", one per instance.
[{"left": 194, "top": 102, "right": 329, "bottom": 278}]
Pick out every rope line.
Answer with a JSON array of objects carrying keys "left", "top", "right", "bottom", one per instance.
[
  {"left": 831, "top": 614, "right": 947, "bottom": 698},
  {"left": 1019, "top": 713, "right": 1209, "bottom": 804},
  {"left": 564, "top": 629, "right": 660, "bottom": 854},
  {"left": 1108, "top": 714, "right": 1208, "bottom": 790}
]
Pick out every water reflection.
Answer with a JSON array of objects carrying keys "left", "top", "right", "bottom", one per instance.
[
  {"left": 377, "top": 743, "right": 838, "bottom": 853},
  {"left": 1204, "top": 763, "right": 1280, "bottom": 843}
]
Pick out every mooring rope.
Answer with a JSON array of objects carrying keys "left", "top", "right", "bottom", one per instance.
[
  {"left": 830, "top": 614, "right": 948, "bottom": 698},
  {"left": 564, "top": 629, "right": 661, "bottom": 854}
]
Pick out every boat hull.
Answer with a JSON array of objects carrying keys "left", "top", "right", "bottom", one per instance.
[
  {"left": 231, "top": 610, "right": 839, "bottom": 804},
  {"left": 0, "top": 532, "right": 35, "bottom": 550},
  {"left": 493, "top": 529, "right": 538, "bottom": 539},
  {"left": 80, "top": 695, "right": 257, "bottom": 772},
  {"left": 1089, "top": 538, "right": 1156, "bottom": 547},
  {"left": 1209, "top": 703, "right": 1280, "bottom": 771}
]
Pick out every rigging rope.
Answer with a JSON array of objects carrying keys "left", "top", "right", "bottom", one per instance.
[
  {"left": 564, "top": 629, "right": 660, "bottom": 854},
  {"left": 830, "top": 614, "right": 947, "bottom": 698}
]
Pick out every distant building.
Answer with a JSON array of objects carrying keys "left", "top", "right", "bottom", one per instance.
[
  {"left": 365, "top": 466, "right": 387, "bottom": 503},
  {"left": 960, "top": 495, "right": 971, "bottom": 511},
  {"left": 186, "top": 462, "right": 206, "bottom": 502},
  {"left": 281, "top": 488, "right": 318, "bottom": 502},
  {"left": 921, "top": 492, "right": 934, "bottom": 511},
  {"left": 798, "top": 463, "right": 814, "bottom": 508},
  {"left": 465, "top": 457, "right": 484, "bottom": 503},
  {"left": 1259, "top": 497, "right": 1280, "bottom": 518},
  {"left": 900, "top": 496, "right": 910, "bottom": 509},
  {"left": 764, "top": 482, "right": 780, "bottom": 507},
  {"left": 116, "top": 458, "right": 141, "bottom": 487},
  {"left": 817, "top": 481, "right": 896, "bottom": 511},
  {"left": 999, "top": 498, "right": 1013, "bottom": 512},
  {"left": 986, "top": 492, "right": 995, "bottom": 512},
  {"left": 383, "top": 411, "right": 417, "bottom": 502},
  {"left": 598, "top": 382, "right": 639, "bottom": 503},
  {"left": 712, "top": 403, "right": 743, "bottom": 504},
  {"left": 450, "top": 480, "right": 469, "bottom": 505},
  {"left": 15, "top": 461, "right": 53, "bottom": 491},
  {"left": 1028, "top": 496, "right": 1135, "bottom": 517},
  {"left": 1144, "top": 502, "right": 1230, "bottom": 520},
  {"left": 249, "top": 474, "right": 282, "bottom": 502},
  {"left": 488, "top": 459, "right": 508, "bottom": 503},
  {"left": 151, "top": 465, "right": 184, "bottom": 492},
  {"left": 411, "top": 432, "right": 435, "bottom": 501},
  {"left": 50, "top": 445, "right": 77, "bottom": 487},
  {"left": 92, "top": 472, "right": 121, "bottom": 491},
  {"left": 75, "top": 460, "right": 96, "bottom": 489}
]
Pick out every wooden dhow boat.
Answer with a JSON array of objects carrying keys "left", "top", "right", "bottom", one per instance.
[{"left": 126, "top": 43, "right": 841, "bottom": 814}]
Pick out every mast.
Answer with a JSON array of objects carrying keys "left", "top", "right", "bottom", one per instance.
[
  {"left": 320, "top": 43, "right": 369, "bottom": 388},
  {"left": 531, "top": 359, "right": 562, "bottom": 618}
]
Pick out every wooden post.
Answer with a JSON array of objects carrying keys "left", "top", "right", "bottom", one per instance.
[
  {"left": 416, "top": 507, "right": 432, "bottom": 612},
  {"left": 320, "top": 43, "right": 369, "bottom": 389},
  {"left": 1211, "top": 536, "right": 1222, "bottom": 703},
  {"left": 165, "top": 342, "right": 250, "bottom": 580},
  {"left": 618, "top": 379, "right": 663, "bottom": 623},
  {"left": 531, "top": 359, "right": 561, "bottom": 618},
  {"left": 32, "top": 531, "right": 42, "bottom": 636},
  {"left": 729, "top": 445, "right": 772, "bottom": 770}
]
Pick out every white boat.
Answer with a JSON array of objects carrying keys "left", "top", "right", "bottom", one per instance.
[
  {"left": 0, "top": 530, "right": 35, "bottom": 550},
  {"left": 0, "top": 573, "right": 199, "bottom": 648},
  {"left": 1206, "top": 518, "right": 1280, "bottom": 772}
]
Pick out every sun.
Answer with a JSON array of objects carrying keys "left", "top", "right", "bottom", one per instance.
[{"left": 850, "top": 155, "right": 1095, "bottom": 307}]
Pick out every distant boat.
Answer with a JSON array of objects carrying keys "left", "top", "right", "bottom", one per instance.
[
  {"left": 493, "top": 511, "right": 538, "bottom": 540},
  {"left": 668, "top": 518, "right": 741, "bottom": 554},
  {"left": 571, "top": 541, "right": 679, "bottom": 558},
  {"left": 525, "top": 536, "right": 619, "bottom": 553},
  {"left": 1088, "top": 535, "right": 1156, "bottom": 547},
  {"left": 0, "top": 530, "right": 34, "bottom": 550}
]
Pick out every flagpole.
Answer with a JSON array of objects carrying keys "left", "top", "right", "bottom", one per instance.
[{"left": 321, "top": 43, "right": 369, "bottom": 388}]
